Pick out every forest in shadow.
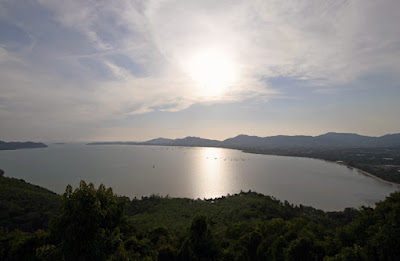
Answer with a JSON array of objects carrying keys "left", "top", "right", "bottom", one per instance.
[{"left": 1, "top": 175, "right": 399, "bottom": 260}]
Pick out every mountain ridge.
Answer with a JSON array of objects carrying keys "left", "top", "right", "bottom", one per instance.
[{"left": 87, "top": 132, "right": 400, "bottom": 148}]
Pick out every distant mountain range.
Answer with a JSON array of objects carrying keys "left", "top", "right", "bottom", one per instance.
[
  {"left": 0, "top": 140, "right": 48, "bottom": 150},
  {"left": 221, "top": 132, "right": 400, "bottom": 148},
  {"left": 87, "top": 132, "right": 400, "bottom": 149},
  {"left": 88, "top": 136, "right": 221, "bottom": 147}
]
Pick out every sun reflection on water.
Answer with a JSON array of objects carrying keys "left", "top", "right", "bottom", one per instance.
[{"left": 194, "top": 147, "right": 232, "bottom": 199}]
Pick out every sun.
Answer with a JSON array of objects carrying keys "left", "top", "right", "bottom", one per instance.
[{"left": 186, "top": 49, "right": 238, "bottom": 97}]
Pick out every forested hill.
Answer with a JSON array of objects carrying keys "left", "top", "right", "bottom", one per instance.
[
  {"left": 0, "top": 140, "right": 47, "bottom": 150},
  {"left": 0, "top": 176, "right": 61, "bottom": 232},
  {"left": 1, "top": 177, "right": 400, "bottom": 260}
]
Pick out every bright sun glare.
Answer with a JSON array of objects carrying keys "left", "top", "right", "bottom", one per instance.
[{"left": 186, "top": 49, "right": 238, "bottom": 97}]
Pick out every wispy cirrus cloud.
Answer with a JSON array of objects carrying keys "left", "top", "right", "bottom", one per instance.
[{"left": 0, "top": 0, "right": 399, "bottom": 140}]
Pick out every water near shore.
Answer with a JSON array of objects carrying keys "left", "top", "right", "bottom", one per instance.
[{"left": 0, "top": 143, "right": 398, "bottom": 210}]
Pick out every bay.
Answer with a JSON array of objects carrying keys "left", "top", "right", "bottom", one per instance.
[{"left": 0, "top": 143, "right": 398, "bottom": 210}]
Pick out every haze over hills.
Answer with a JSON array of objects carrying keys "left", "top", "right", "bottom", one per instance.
[
  {"left": 222, "top": 132, "right": 400, "bottom": 148},
  {"left": 88, "top": 132, "right": 400, "bottom": 149}
]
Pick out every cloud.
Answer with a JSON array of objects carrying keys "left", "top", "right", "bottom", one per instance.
[{"left": 0, "top": 0, "right": 400, "bottom": 139}]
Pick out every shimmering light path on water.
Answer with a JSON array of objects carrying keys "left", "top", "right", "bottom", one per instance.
[{"left": 0, "top": 144, "right": 398, "bottom": 210}]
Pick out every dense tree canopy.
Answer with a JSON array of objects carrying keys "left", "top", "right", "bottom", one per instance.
[
  {"left": 0, "top": 176, "right": 61, "bottom": 232},
  {"left": 0, "top": 176, "right": 399, "bottom": 260},
  {"left": 51, "top": 181, "right": 128, "bottom": 261}
]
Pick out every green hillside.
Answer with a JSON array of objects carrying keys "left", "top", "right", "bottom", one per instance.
[
  {"left": 0, "top": 176, "right": 61, "bottom": 232},
  {"left": 127, "top": 192, "right": 355, "bottom": 235},
  {"left": 0, "top": 178, "right": 399, "bottom": 260}
]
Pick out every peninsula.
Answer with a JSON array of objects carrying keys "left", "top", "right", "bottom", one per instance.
[{"left": 0, "top": 140, "right": 48, "bottom": 150}]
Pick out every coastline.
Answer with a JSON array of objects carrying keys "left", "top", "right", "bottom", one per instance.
[
  {"left": 350, "top": 166, "right": 400, "bottom": 187},
  {"left": 239, "top": 149, "right": 400, "bottom": 187},
  {"left": 86, "top": 143, "right": 400, "bottom": 187}
]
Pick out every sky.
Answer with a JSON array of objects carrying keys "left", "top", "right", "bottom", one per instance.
[{"left": 0, "top": 0, "right": 399, "bottom": 142}]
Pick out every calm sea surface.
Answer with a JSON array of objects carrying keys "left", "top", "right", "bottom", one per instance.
[{"left": 0, "top": 144, "right": 398, "bottom": 210}]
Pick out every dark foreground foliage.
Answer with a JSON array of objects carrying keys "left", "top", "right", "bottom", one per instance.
[
  {"left": 0, "top": 177, "right": 399, "bottom": 260},
  {"left": 0, "top": 176, "right": 61, "bottom": 232}
]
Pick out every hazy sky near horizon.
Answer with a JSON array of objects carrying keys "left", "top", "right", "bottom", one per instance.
[{"left": 1, "top": 0, "right": 400, "bottom": 142}]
